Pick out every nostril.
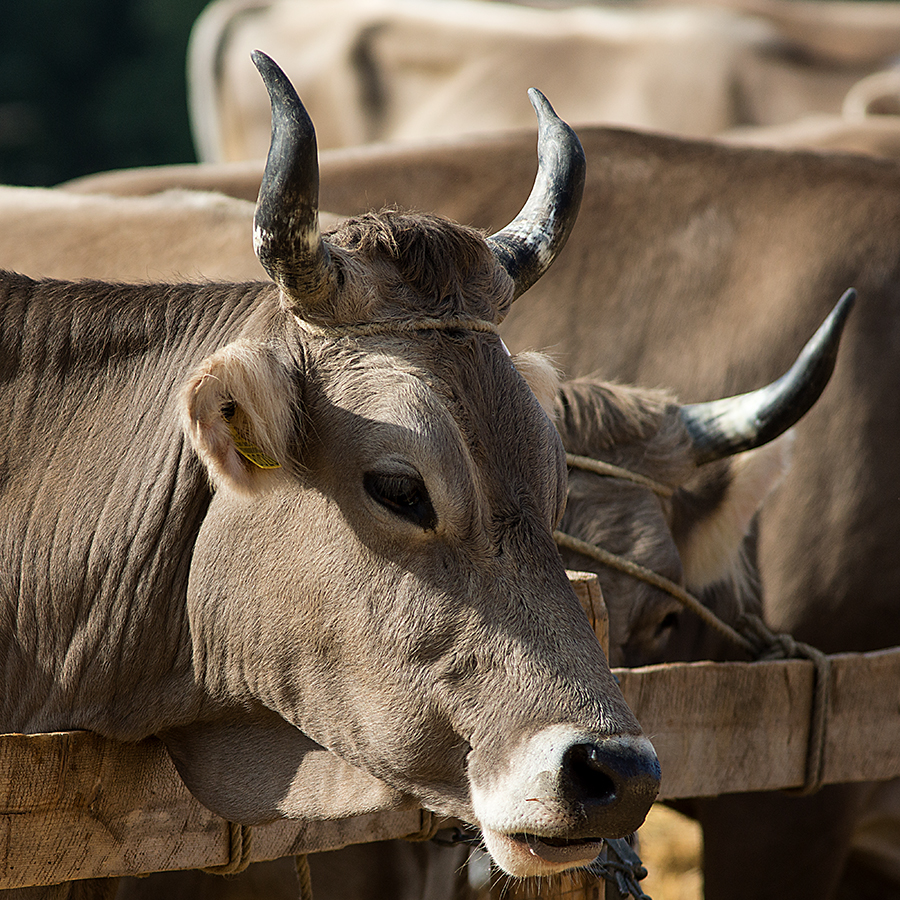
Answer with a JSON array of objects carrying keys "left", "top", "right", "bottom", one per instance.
[{"left": 564, "top": 743, "right": 618, "bottom": 806}]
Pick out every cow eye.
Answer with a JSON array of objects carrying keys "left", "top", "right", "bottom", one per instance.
[{"left": 364, "top": 472, "right": 437, "bottom": 531}]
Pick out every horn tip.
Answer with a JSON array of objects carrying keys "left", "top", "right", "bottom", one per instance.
[
  {"left": 527, "top": 87, "right": 554, "bottom": 121},
  {"left": 822, "top": 287, "right": 857, "bottom": 343},
  {"left": 251, "top": 49, "right": 273, "bottom": 73},
  {"left": 837, "top": 287, "right": 857, "bottom": 317}
]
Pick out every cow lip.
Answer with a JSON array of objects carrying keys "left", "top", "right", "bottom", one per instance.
[
  {"left": 509, "top": 832, "right": 605, "bottom": 864},
  {"left": 480, "top": 826, "right": 605, "bottom": 876}
]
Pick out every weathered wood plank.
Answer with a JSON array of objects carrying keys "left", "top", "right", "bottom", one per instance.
[
  {"left": 0, "top": 731, "right": 424, "bottom": 889},
  {"left": 616, "top": 646, "right": 900, "bottom": 799},
  {"left": 616, "top": 659, "right": 813, "bottom": 799}
]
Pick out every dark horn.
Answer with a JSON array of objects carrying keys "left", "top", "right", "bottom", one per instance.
[
  {"left": 680, "top": 289, "right": 856, "bottom": 464},
  {"left": 487, "top": 89, "right": 585, "bottom": 302},
  {"left": 251, "top": 50, "right": 335, "bottom": 317}
]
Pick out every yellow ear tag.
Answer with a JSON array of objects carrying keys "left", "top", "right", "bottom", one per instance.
[{"left": 225, "top": 416, "right": 282, "bottom": 470}]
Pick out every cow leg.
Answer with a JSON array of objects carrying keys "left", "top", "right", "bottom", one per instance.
[
  {"left": 836, "top": 778, "right": 900, "bottom": 900},
  {"left": 695, "top": 784, "right": 868, "bottom": 900}
]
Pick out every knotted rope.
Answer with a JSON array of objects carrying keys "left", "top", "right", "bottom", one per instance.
[
  {"left": 201, "top": 822, "right": 254, "bottom": 875},
  {"left": 736, "top": 613, "right": 832, "bottom": 795},
  {"left": 558, "top": 453, "right": 832, "bottom": 796},
  {"left": 587, "top": 837, "right": 652, "bottom": 900},
  {"left": 403, "top": 809, "right": 442, "bottom": 842}
]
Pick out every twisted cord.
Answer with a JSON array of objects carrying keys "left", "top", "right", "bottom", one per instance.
[
  {"left": 553, "top": 530, "right": 757, "bottom": 655},
  {"left": 294, "top": 315, "right": 499, "bottom": 338},
  {"left": 403, "top": 809, "right": 442, "bottom": 841},
  {"left": 586, "top": 838, "right": 652, "bottom": 900},
  {"left": 737, "top": 613, "right": 832, "bottom": 794},
  {"left": 566, "top": 453, "right": 674, "bottom": 497},
  {"left": 295, "top": 854, "right": 314, "bottom": 900},
  {"left": 201, "top": 822, "right": 253, "bottom": 875}
]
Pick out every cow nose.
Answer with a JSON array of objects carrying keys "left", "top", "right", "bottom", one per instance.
[{"left": 562, "top": 736, "right": 660, "bottom": 836}]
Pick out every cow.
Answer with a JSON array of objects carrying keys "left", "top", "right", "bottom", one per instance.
[
  {"left": 79, "top": 124, "right": 899, "bottom": 899},
  {"left": 186, "top": 0, "right": 900, "bottom": 162},
  {"left": 111, "top": 291, "right": 854, "bottom": 900},
  {"left": 7, "top": 174, "right": 852, "bottom": 900},
  {"left": 718, "top": 66, "right": 900, "bottom": 160},
  {"left": 56, "top": 121, "right": 900, "bottom": 897},
  {"left": 0, "top": 185, "right": 272, "bottom": 283},
  {"left": 1, "top": 54, "right": 666, "bottom": 898}
]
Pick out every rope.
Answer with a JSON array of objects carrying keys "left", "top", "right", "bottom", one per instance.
[
  {"left": 402, "top": 809, "right": 442, "bottom": 841},
  {"left": 736, "top": 613, "right": 832, "bottom": 795},
  {"left": 566, "top": 453, "right": 674, "bottom": 497},
  {"left": 553, "top": 530, "right": 757, "bottom": 656},
  {"left": 201, "top": 822, "right": 254, "bottom": 875},
  {"left": 587, "top": 837, "right": 652, "bottom": 900},
  {"left": 555, "top": 454, "right": 834, "bottom": 795},
  {"left": 294, "top": 314, "right": 499, "bottom": 339},
  {"left": 295, "top": 854, "right": 314, "bottom": 900}
]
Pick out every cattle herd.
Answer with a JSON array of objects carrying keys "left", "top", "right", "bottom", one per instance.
[{"left": 4, "top": 1, "right": 900, "bottom": 899}]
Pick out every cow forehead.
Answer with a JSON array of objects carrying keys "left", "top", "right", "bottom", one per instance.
[{"left": 310, "top": 336, "right": 566, "bottom": 497}]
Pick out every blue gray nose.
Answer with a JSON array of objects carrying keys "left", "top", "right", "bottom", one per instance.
[{"left": 561, "top": 735, "right": 661, "bottom": 838}]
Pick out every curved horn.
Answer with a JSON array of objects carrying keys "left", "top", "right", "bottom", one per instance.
[
  {"left": 487, "top": 89, "right": 586, "bottom": 301},
  {"left": 680, "top": 289, "right": 856, "bottom": 465},
  {"left": 251, "top": 50, "right": 335, "bottom": 317}
]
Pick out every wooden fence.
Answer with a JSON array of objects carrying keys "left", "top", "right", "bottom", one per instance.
[{"left": 3, "top": 572, "right": 899, "bottom": 890}]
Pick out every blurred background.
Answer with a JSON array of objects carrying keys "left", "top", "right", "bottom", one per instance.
[
  {"left": 4, "top": 0, "right": 900, "bottom": 187},
  {"left": 0, "top": 0, "right": 208, "bottom": 186}
]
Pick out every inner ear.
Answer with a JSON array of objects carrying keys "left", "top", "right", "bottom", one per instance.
[{"left": 181, "top": 340, "right": 297, "bottom": 493}]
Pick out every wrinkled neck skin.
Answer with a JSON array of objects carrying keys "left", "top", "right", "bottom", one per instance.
[{"left": 0, "top": 274, "right": 275, "bottom": 736}]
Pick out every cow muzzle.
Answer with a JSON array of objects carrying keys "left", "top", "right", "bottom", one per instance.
[{"left": 470, "top": 727, "right": 660, "bottom": 877}]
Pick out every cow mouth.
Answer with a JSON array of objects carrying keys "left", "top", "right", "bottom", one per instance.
[
  {"left": 482, "top": 827, "right": 604, "bottom": 874},
  {"left": 512, "top": 832, "right": 605, "bottom": 862}
]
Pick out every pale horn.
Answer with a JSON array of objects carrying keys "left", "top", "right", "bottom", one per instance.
[{"left": 680, "top": 288, "right": 856, "bottom": 464}]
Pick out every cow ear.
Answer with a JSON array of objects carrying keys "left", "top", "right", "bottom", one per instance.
[
  {"left": 674, "top": 431, "right": 794, "bottom": 590},
  {"left": 511, "top": 350, "right": 561, "bottom": 418},
  {"left": 181, "top": 340, "right": 296, "bottom": 493}
]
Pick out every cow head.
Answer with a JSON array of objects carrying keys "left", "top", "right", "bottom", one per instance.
[
  {"left": 168, "top": 53, "right": 658, "bottom": 877},
  {"left": 553, "top": 290, "right": 854, "bottom": 666}
]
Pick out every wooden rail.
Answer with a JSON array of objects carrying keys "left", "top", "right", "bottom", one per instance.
[{"left": 4, "top": 573, "right": 899, "bottom": 889}]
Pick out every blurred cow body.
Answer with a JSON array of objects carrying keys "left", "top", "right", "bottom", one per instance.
[
  {"left": 186, "top": 0, "right": 900, "bottom": 162},
  {"left": 0, "top": 186, "right": 265, "bottom": 282}
]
